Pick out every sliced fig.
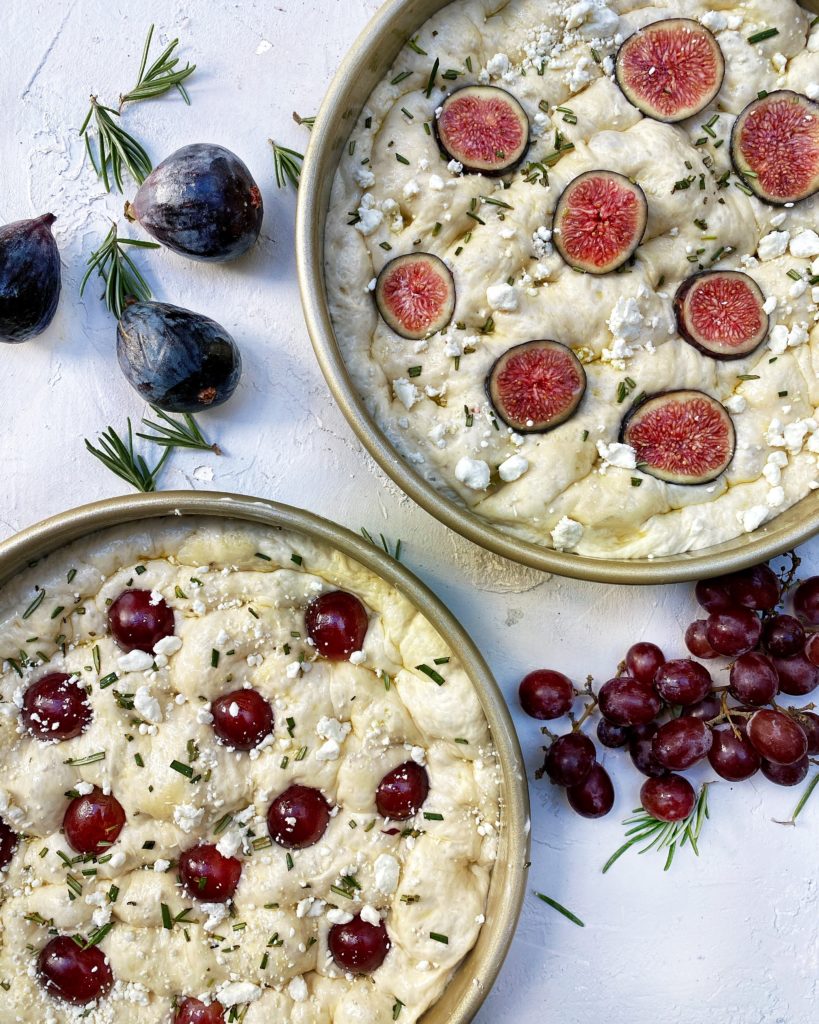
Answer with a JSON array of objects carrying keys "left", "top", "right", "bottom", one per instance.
[
  {"left": 0, "top": 214, "right": 61, "bottom": 343},
  {"left": 674, "top": 271, "right": 769, "bottom": 360},
  {"left": 374, "top": 253, "right": 455, "bottom": 340},
  {"left": 730, "top": 91, "right": 819, "bottom": 205},
  {"left": 127, "top": 144, "right": 263, "bottom": 261},
  {"left": 486, "top": 340, "right": 586, "bottom": 433},
  {"left": 434, "top": 86, "right": 529, "bottom": 175},
  {"left": 553, "top": 171, "right": 647, "bottom": 275},
  {"left": 620, "top": 390, "right": 735, "bottom": 485},
  {"left": 615, "top": 19, "right": 724, "bottom": 123}
]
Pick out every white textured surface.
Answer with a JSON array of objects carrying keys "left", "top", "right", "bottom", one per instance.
[{"left": 2, "top": 2, "right": 817, "bottom": 1022}]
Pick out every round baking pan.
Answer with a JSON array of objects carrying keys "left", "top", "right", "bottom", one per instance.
[
  {"left": 296, "top": 0, "right": 819, "bottom": 585},
  {"left": 0, "top": 490, "right": 529, "bottom": 1023}
]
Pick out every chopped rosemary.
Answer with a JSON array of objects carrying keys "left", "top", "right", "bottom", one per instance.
[
  {"left": 64, "top": 751, "right": 105, "bottom": 766},
  {"left": 535, "top": 892, "right": 585, "bottom": 927},
  {"left": 393, "top": 1000, "right": 405, "bottom": 1020},
  {"left": 425, "top": 57, "right": 440, "bottom": 97},
  {"left": 407, "top": 36, "right": 427, "bottom": 55},
  {"left": 291, "top": 553, "right": 303, "bottom": 566},
  {"left": 22, "top": 590, "right": 45, "bottom": 619},
  {"left": 169, "top": 759, "right": 194, "bottom": 778},
  {"left": 269, "top": 140, "right": 304, "bottom": 190},
  {"left": 416, "top": 663, "right": 445, "bottom": 685},
  {"left": 391, "top": 70, "right": 412, "bottom": 85},
  {"left": 99, "top": 672, "right": 118, "bottom": 689},
  {"left": 430, "top": 932, "right": 449, "bottom": 944},
  {"left": 747, "top": 28, "right": 779, "bottom": 44}
]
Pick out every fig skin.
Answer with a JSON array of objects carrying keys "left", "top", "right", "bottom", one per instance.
[
  {"left": 0, "top": 214, "right": 61, "bottom": 343},
  {"left": 128, "top": 144, "right": 263, "bottom": 262},
  {"left": 117, "top": 301, "right": 242, "bottom": 413}
]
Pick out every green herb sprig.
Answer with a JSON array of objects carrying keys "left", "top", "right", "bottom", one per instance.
[
  {"left": 85, "top": 421, "right": 172, "bottom": 493},
  {"left": 535, "top": 892, "right": 585, "bottom": 927},
  {"left": 119, "top": 25, "right": 195, "bottom": 106},
  {"left": 80, "top": 223, "right": 159, "bottom": 319},
  {"left": 270, "top": 140, "right": 304, "bottom": 190},
  {"left": 138, "top": 407, "right": 222, "bottom": 454},
  {"left": 603, "top": 784, "right": 709, "bottom": 873}
]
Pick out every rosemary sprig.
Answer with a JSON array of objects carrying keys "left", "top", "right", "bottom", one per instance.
[
  {"left": 80, "top": 224, "right": 159, "bottom": 319},
  {"left": 270, "top": 140, "right": 304, "bottom": 190},
  {"left": 602, "top": 784, "right": 710, "bottom": 873},
  {"left": 138, "top": 407, "right": 222, "bottom": 454},
  {"left": 119, "top": 25, "right": 195, "bottom": 106},
  {"left": 79, "top": 98, "right": 153, "bottom": 193},
  {"left": 534, "top": 892, "right": 584, "bottom": 927},
  {"left": 292, "top": 112, "right": 316, "bottom": 130},
  {"left": 85, "top": 421, "right": 171, "bottom": 493},
  {"left": 360, "top": 527, "right": 402, "bottom": 561},
  {"left": 775, "top": 772, "right": 819, "bottom": 826}
]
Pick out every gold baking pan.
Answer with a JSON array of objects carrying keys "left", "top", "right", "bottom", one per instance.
[
  {"left": 296, "top": 0, "right": 819, "bottom": 585},
  {"left": 0, "top": 490, "right": 530, "bottom": 1023}
]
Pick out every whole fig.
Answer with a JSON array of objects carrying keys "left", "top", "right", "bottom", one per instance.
[
  {"left": 0, "top": 214, "right": 61, "bottom": 342},
  {"left": 117, "top": 301, "right": 241, "bottom": 412},
  {"left": 127, "top": 144, "right": 263, "bottom": 262}
]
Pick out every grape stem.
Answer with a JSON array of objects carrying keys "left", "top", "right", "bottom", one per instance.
[{"left": 571, "top": 696, "right": 598, "bottom": 733}]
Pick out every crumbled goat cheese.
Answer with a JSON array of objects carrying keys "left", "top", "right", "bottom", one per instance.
[
  {"left": 374, "top": 853, "right": 400, "bottom": 894},
  {"left": 217, "top": 982, "right": 262, "bottom": 1007},
  {"left": 393, "top": 378, "right": 421, "bottom": 410},
  {"left": 551, "top": 516, "right": 584, "bottom": 551},
  {"left": 485, "top": 53, "right": 510, "bottom": 78},
  {"left": 134, "top": 686, "right": 163, "bottom": 724},
  {"left": 118, "top": 649, "right": 154, "bottom": 672},
  {"left": 498, "top": 454, "right": 529, "bottom": 482},
  {"left": 789, "top": 229, "right": 819, "bottom": 258},
  {"left": 757, "top": 231, "right": 790, "bottom": 261},
  {"left": 596, "top": 440, "right": 638, "bottom": 472},
  {"left": 288, "top": 976, "right": 309, "bottom": 1002},
  {"left": 486, "top": 283, "right": 518, "bottom": 312},
  {"left": 360, "top": 904, "right": 381, "bottom": 926},
  {"left": 354, "top": 193, "right": 383, "bottom": 236},
  {"left": 455, "top": 457, "right": 491, "bottom": 490},
  {"left": 738, "top": 505, "right": 768, "bottom": 533}
]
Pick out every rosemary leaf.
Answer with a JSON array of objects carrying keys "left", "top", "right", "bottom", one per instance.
[
  {"left": 270, "top": 140, "right": 304, "bottom": 190},
  {"left": 80, "top": 223, "right": 159, "bottom": 320},
  {"left": 85, "top": 420, "right": 171, "bottom": 493},
  {"left": 138, "top": 407, "right": 222, "bottom": 454},
  {"left": 534, "top": 892, "right": 585, "bottom": 927},
  {"left": 119, "top": 25, "right": 195, "bottom": 106}
]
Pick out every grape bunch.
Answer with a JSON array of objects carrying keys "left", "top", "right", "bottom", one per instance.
[{"left": 520, "top": 559, "right": 819, "bottom": 860}]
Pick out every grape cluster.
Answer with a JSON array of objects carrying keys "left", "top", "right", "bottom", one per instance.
[{"left": 522, "top": 561, "right": 819, "bottom": 827}]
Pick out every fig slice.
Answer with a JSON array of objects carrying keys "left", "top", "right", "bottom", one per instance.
[
  {"left": 374, "top": 252, "right": 455, "bottom": 340},
  {"left": 486, "top": 340, "right": 586, "bottom": 433},
  {"left": 674, "top": 271, "right": 769, "bottom": 360},
  {"left": 553, "top": 170, "right": 647, "bottom": 275},
  {"left": 620, "top": 390, "right": 735, "bottom": 485},
  {"left": 730, "top": 91, "right": 819, "bottom": 205},
  {"left": 435, "top": 86, "right": 529, "bottom": 175},
  {"left": 615, "top": 19, "right": 725, "bottom": 123}
]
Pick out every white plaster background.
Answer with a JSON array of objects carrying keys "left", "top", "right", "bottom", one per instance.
[{"left": 2, "top": 1, "right": 817, "bottom": 1021}]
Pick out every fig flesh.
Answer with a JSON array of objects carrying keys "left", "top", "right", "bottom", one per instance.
[
  {"left": 0, "top": 214, "right": 61, "bottom": 343},
  {"left": 553, "top": 171, "right": 647, "bottom": 274},
  {"left": 730, "top": 91, "right": 819, "bottom": 205},
  {"left": 674, "top": 270, "right": 769, "bottom": 360},
  {"left": 128, "top": 144, "right": 263, "bottom": 261},
  {"left": 620, "top": 390, "right": 735, "bottom": 485},
  {"left": 374, "top": 253, "right": 455, "bottom": 339},
  {"left": 435, "top": 86, "right": 529, "bottom": 175},
  {"left": 117, "top": 301, "right": 242, "bottom": 412},
  {"left": 615, "top": 19, "right": 724, "bottom": 123},
  {"left": 486, "top": 340, "right": 586, "bottom": 433}
]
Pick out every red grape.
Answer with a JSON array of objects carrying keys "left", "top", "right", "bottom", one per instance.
[
  {"left": 22, "top": 673, "right": 92, "bottom": 742},
  {"left": 705, "top": 607, "right": 761, "bottom": 657},
  {"left": 694, "top": 578, "right": 735, "bottom": 613},
  {"left": 267, "top": 785, "right": 331, "bottom": 848},
  {"left": 518, "top": 669, "right": 574, "bottom": 720},
  {"left": 175, "top": 998, "right": 225, "bottom": 1024},
  {"left": 376, "top": 762, "right": 429, "bottom": 820},
  {"left": 793, "top": 576, "right": 819, "bottom": 624},
  {"left": 543, "top": 733, "right": 596, "bottom": 787},
  {"left": 681, "top": 693, "right": 721, "bottom": 722},
  {"left": 761, "top": 614, "right": 805, "bottom": 657},
  {"left": 211, "top": 688, "right": 274, "bottom": 750},
  {"left": 728, "top": 652, "right": 779, "bottom": 705},
  {"left": 305, "top": 591, "right": 368, "bottom": 660},
  {"left": 0, "top": 817, "right": 18, "bottom": 870},
  {"left": 772, "top": 653, "right": 819, "bottom": 696},
  {"left": 37, "top": 935, "right": 113, "bottom": 1005},
  {"left": 63, "top": 788, "right": 126, "bottom": 855},
  {"left": 805, "top": 633, "right": 819, "bottom": 667},
  {"left": 624, "top": 642, "right": 665, "bottom": 685},
  {"left": 329, "top": 913, "right": 390, "bottom": 973},
  {"left": 108, "top": 588, "right": 174, "bottom": 653},
  {"left": 728, "top": 564, "right": 780, "bottom": 610},
  {"left": 598, "top": 676, "right": 661, "bottom": 727},
  {"left": 793, "top": 711, "right": 819, "bottom": 754},
  {"left": 652, "top": 718, "right": 713, "bottom": 771},
  {"left": 761, "top": 755, "right": 809, "bottom": 786},
  {"left": 178, "top": 843, "right": 242, "bottom": 903},
  {"left": 746, "top": 709, "right": 808, "bottom": 765},
  {"left": 685, "top": 620, "right": 718, "bottom": 659},
  {"left": 707, "top": 725, "right": 760, "bottom": 781},
  {"left": 654, "top": 659, "right": 711, "bottom": 706},
  {"left": 629, "top": 722, "right": 665, "bottom": 777},
  {"left": 566, "top": 764, "right": 614, "bottom": 818},
  {"left": 597, "top": 719, "right": 630, "bottom": 748},
  {"left": 640, "top": 774, "right": 696, "bottom": 822}
]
